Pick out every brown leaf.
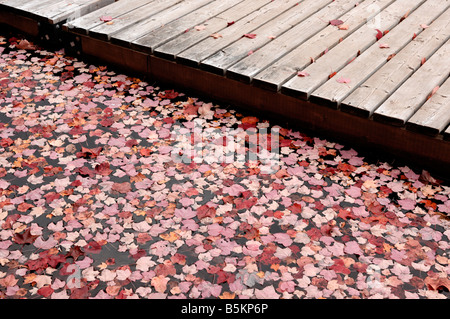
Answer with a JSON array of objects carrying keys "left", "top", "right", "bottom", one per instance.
[
  {"left": 111, "top": 182, "right": 131, "bottom": 194},
  {"left": 14, "top": 228, "right": 38, "bottom": 245}
]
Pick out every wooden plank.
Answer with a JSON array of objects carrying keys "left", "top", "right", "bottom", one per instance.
[
  {"left": 64, "top": 0, "right": 156, "bottom": 34},
  {"left": 0, "top": 8, "right": 39, "bottom": 36},
  {"left": 252, "top": 0, "right": 395, "bottom": 91},
  {"left": 176, "top": 0, "right": 330, "bottom": 70},
  {"left": 227, "top": 0, "right": 392, "bottom": 83},
  {"left": 88, "top": 0, "right": 195, "bottom": 41},
  {"left": 341, "top": 8, "right": 450, "bottom": 117},
  {"left": 1, "top": 0, "right": 56, "bottom": 12},
  {"left": 304, "top": 0, "right": 449, "bottom": 107},
  {"left": 107, "top": 0, "right": 215, "bottom": 44},
  {"left": 153, "top": 0, "right": 272, "bottom": 59},
  {"left": 373, "top": 40, "right": 450, "bottom": 126},
  {"left": 32, "top": 0, "right": 114, "bottom": 24},
  {"left": 51, "top": 0, "right": 114, "bottom": 24},
  {"left": 129, "top": 0, "right": 245, "bottom": 51},
  {"left": 281, "top": 0, "right": 425, "bottom": 101},
  {"left": 406, "top": 77, "right": 450, "bottom": 136}
]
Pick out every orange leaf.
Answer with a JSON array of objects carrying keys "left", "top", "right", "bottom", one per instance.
[
  {"left": 160, "top": 231, "right": 180, "bottom": 242},
  {"left": 151, "top": 275, "right": 169, "bottom": 293},
  {"left": 219, "top": 292, "right": 236, "bottom": 299}
]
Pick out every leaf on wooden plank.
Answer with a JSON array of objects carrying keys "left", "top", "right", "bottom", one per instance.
[
  {"left": 421, "top": 57, "right": 426, "bottom": 66},
  {"left": 427, "top": 86, "right": 439, "bottom": 100},
  {"left": 210, "top": 33, "right": 222, "bottom": 39},
  {"left": 399, "top": 10, "right": 410, "bottom": 23},
  {"left": 375, "top": 29, "right": 383, "bottom": 40},
  {"left": 387, "top": 53, "right": 396, "bottom": 61},
  {"left": 227, "top": 21, "right": 235, "bottom": 27},
  {"left": 328, "top": 71, "right": 337, "bottom": 79},
  {"left": 336, "top": 77, "right": 351, "bottom": 84},
  {"left": 100, "top": 16, "right": 113, "bottom": 22},
  {"left": 412, "top": 33, "right": 417, "bottom": 40},
  {"left": 195, "top": 25, "right": 206, "bottom": 31},
  {"left": 329, "top": 19, "right": 344, "bottom": 26},
  {"left": 420, "top": 24, "right": 429, "bottom": 29},
  {"left": 297, "top": 71, "right": 310, "bottom": 77},
  {"left": 243, "top": 33, "right": 257, "bottom": 39},
  {"left": 378, "top": 43, "right": 390, "bottom": 49},
  {"left": 338, "top": 24, "right": 349, "bottom": 30}
]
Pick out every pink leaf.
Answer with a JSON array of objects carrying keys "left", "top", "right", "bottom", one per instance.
[
  {"left": 100, "top": 16, "right": 113, "bottom": 22},
  {"left": 34, "top": 236, "right": 58, "bottom": 250},
  {"left": 336, "top": 77, "right": 351, "bottom": 84},
  {"left": 255, "top": 286, "right": 280, "bottom": 299},
  {"left": 297, "top": 71, "right": 310, "bottom": 77}
]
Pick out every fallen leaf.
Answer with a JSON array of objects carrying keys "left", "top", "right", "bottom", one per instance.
[
  {"left": 194, "top": 25, "right": 206, "bottom": 31},
  {"left": 375, "top": 29, "right": 383, "bottom": 40},
  {"left": 243, "top": 33, "right": 257, "bottom": 39},
  {"left": 329, "top": 19, "right": 344, "bottom": 26},
  {"left": 427, "top": 86, "right": 439, "bottom": 100},
  {"left": 378, "top": 43, "right": 390, "bottom": 48},
  {"left": 210, "top": 33, "right": 222, "bottom": 39},
  {"left": 151, "top": 275, "right": 169, "bottom": 293},
  {"left": 336, "top": 77, "right": 351, "bottom": 84},
  {"left": 14, "top": 228, "right": 39, "bottom": 245},
  {"left": 100, "top": 16, "right": 113, "bottom": 22},
  {"left": 338, "top": 24, "right": 349, "bottom": 30},
  {"left": 297, "top": 71, "right": 310, "bottom": 77}
]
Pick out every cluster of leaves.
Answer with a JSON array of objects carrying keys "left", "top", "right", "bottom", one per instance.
[{"left": 0, "top": 36, "right": 449, "bottom": 299}]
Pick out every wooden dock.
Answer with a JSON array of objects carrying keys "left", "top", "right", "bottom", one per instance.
[{"left": 1, "top": 0, "right": 450, "bottom": 175}]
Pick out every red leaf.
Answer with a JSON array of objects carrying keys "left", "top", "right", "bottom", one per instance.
[
  {"left": 329, "top": 19, "right": 344, "bottom": 26},
  {"left": 83, "top": 241, "right": 102, "bottom": 254},
  {"left": 76, "top": 147, "right": 102, "bottom": 159},
  {"left": 197, "top": 204, "right": 216, "bottom": 220},
  {"left": 243, "top": 33, "right": 257, "bottom": 39},
  {"left": 37, "top": 285, "right": 54, "bottom": 298},
  {"left": 375, "top": 29, "right": 383, "bottom": 40},
  {"left": 14, "top": 228, "right": 39, "bottom": 245},
  {"left": 94, "top": 162, "right": 112, "bottom": 176},
  {"left": 227, "top": 21, "right": 235, "bottom": 27}
]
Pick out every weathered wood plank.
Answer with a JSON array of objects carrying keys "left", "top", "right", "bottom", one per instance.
[
  {"left": 341, "top": 8, "right": 450, "bottom": 117},
  {"left": 227, "top": 0, "right": 392, "bottom": 83},
  {"left": 281, "top": 0, "right": 425, "bottom": 101},
  {"left": 304, "top": 0, "right": 449, "bottom": 107},
  {"left": 1, "top": 0, "right": 55, "bottom": 12},
  {"left": 373, "top": 40, "right": 450, "bottom": 126},
  {"left": 406, "top": 77, "right": 450, "bottom": 136},
  {"left": 130, "top": 0, "right": 245, "bottom": 52},
  {"left": 108, "top": 0, "right": 215, "bottom": 44},
  {"left": 89, "top": 0, "right": 196, "bottom": 41},
  {"left": 153, "top": 0, "right": 272, "bottom": 59},
  {"left": 252, "top": 0, "right": 395, "bottom": 91},
  {"left": 64, "top": 0, "right": 157, "bottom": 34},
  {"left": 32, "top": 0, "right": 114, "bottom": 24},
  {"left": 177, "top": 0, "right": 330, "bottom": 70}
]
